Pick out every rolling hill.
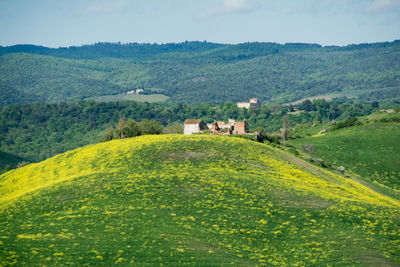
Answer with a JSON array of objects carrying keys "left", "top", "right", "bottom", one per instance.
[
  {"left": 0, "top": 135, "right": 399, "bottom": 265},
  {"left": 1, "top": 41, "right": 399, "bottom": 105},
  {"left": 289, "top": 111, "right": 400, "bottom": 193}
]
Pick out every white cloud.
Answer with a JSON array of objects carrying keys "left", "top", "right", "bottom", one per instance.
[
  {"left": 368, "top": 0, "right": 400, "bottom": 12},
  {"left": 76, "top": 0, "right": 129, "bottom": 15},
  {"left": 197, "top": 0, "right": 256, "bottom": 19}
]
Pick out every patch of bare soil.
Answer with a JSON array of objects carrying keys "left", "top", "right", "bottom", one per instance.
[
  {"left": 165, "top": 150, "right": 212, "bottom": 161},
  {"left": 274, "top": 190, "right": 332, "bottom": 208}
]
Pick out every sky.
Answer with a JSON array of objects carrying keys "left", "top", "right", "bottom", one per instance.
[{"left": 0, "top": 0, "right": 399, "bottom": 47}]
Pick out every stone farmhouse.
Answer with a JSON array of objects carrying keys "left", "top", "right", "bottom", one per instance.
[
  {"left": 184, "top": 119, "right": 249, "bottom": 135},
  {"left": 237, "top": 98, "right": 261, "bottom": 109}
]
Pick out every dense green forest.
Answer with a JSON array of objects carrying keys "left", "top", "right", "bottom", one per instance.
[
  {"left": 0, "top": 99, "right": 382, "bottom": 172},
  {"left": 1, "top": 41, "right": 399, "bottom": 105}
]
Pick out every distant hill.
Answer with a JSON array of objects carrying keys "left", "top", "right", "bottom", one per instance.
[
  {"left": 0, "top": 40, "right": 399, "bottom": 104},
  {"left": 1, "top": 135, "right": 399, "bottom": 265},
  {"left": 0, "top": 41, "right": 225, "bottom": 59}
]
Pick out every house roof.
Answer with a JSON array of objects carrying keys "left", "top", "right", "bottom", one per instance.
[
  {"left": 184, "top": 119, "right": 203, "bottom": 125},
  {"left": 235, "top": 121, "right": 248, "bottom": 127}
]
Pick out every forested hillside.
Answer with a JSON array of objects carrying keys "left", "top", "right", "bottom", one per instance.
[{"left": 1, "top": 41, "right": 399, "bottom": 104}]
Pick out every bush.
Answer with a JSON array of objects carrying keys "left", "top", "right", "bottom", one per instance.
[
  {"left": 332, "top": 117, "right": 362, "bottom": 130},
  {"left": 263, "top": 134, "right": 281, "bottom": 144},
  {"left": 17, "top": 161, "right": 30, "bottom": 168},
  {"left": 380, "top": 117, "right": 400, "bottom": 123},
  {"left": 102, "top": 118, "right": 163, "bottom": 141},
  {"left": 138, "top": 119, "right": 163, "bottom": 135},
  {"left": 123, "top": 119, "right": 141, "bottom": 137},
  {"left": 163, "top": 123, "right": 183, "bottom": 134},
  {"left": 102, "top": 127, "right": 114, "bottom": 141},
  {"left": 300, "top": 144, "right": 316, "bottom": 154}
]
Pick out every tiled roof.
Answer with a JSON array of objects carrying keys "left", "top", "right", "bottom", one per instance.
[{"left": 184, "top": 119, "right": 203, "bottom": 124}]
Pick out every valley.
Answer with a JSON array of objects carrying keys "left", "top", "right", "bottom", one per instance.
[{"left": 1, "top": 41, "right": 399, "bottom": 266}]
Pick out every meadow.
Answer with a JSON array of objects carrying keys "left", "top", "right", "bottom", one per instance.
[
  {"left": 86, "top": 93, "right": 169, "bottom": 103},
  {"left": 290, "top": 112, "right": 400, "bottom": 192},
  {"left": 0, "top": 135, "right": 399, "bottom": 265}
]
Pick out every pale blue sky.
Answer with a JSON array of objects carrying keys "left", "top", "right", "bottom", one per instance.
[{"left": 0, "top": 0, "right": 399, "bottom": 47}]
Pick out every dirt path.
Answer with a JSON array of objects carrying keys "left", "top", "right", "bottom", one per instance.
[{"left": 279, "top": 150, "right": 400, "bottom": 201}]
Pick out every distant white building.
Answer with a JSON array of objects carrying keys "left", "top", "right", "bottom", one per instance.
[
  {"left": 127, "top": 88, "right": 145, "bottom": 95},
  {"left": 237, "top": 98, "right": 261, "bottom": 109},
  {"left": 184, "top": 119, "right": 208, "bottom": 135}
]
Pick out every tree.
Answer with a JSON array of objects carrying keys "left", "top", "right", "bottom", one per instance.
[
  {"left": 138, "top": 119, "right": 163, "bottom": 135},
  {"left": 298, "top": 99, "right": 314, "bottom": 111},
  {"left": 113, "top": 117, "right": 141, "bottom": 139},
  {"left": 116, "top": 117, "right": 127, "bottom": 139},
  {"left": 102, "top": 127, "right": 114, "bottom": 141},
  {"left": 281, "top": 115, "right": 289, "bottom": 147},
  {"left": 123, "top": 119, "right": 140, "bottom": 138},
  {"left": 270, "top": 103, "right": 281, "bottom": 114}
]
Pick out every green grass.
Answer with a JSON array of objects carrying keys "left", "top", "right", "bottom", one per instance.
[
  {"left": 290, "top": 112, "right": 400, "bottom": 191},
  {"left": 0, "top": 135, "right": 399, "bottom": 265},
  {"left": 86, "top": 93, "right": 169, "bottom": 103}
]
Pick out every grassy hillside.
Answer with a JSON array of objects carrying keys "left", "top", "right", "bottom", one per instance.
[
  {"left": 0, "top": 135, "right": 399, "bottom": 265},
  {"left": 87, "top": 93, "right": 169, "bottom": 103},
  {"left": 289, "top": 112, "right": 400, "bottom": 191},
  {"left": 1, "top": 41, "right": 399, "bottom": 104}
]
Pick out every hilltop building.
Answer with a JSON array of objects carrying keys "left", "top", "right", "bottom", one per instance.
[
  {"left": 214, "top": 119, "right": 236, "bottom": 131},
  {"left": 184, "top": 119, "right": 208, "bottom": 135},
  {"left": 184, "top": 118, "right": 249, "bottom": 135},
  {"left": 185, "top": 118, "right": 263, "bottom": 141},
  {"left": 237, "top": 98, "right": 261, "bottom": 109},
  {"left": 233, "top": 120, "right": 249, "bottom": 134},
  {"left": 208, "top": 120, "right": 220, "bottom": 132}
]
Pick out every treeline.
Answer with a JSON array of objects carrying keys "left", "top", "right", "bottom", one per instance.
[
  {"left": 0, "top": 41, "right": 224, "bottom": 60},
  {"left": 0, "top": 99, "right": 382, "bottom": 172},
  {"left": 103, "top": 118, "right": 163, "bottom": 141}
]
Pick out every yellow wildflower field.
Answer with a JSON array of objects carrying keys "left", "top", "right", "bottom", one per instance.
[{"left": 0, "top": 135, "right": 399, "bottom": 265}]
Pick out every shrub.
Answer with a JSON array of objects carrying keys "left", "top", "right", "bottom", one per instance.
[
  {"left": 163, "top": 123, "right": 183, "bottom": 134},
  {"left": 102, "top": 127, "right": 114, "bottom": 141},
  {"left": 102, "top": 118, "right": 163, "bottom": 141},
  {"left": 300, "top": 144, "right": 316, "bottom": 154},
  {"left": 332, "top": 117, "right": 362, "bottom": 130},
  {"left": 380, "top": 117, "right": 400, "bottom": 123},
  {"left": 17, "top": 161, "right": 30, "bottom": 168},
  {"left": 263, "top": 134, "right": 281, "bottom": 144},
  {"left": 138, "top": 119, "right": 163, "bottom": 135}
]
